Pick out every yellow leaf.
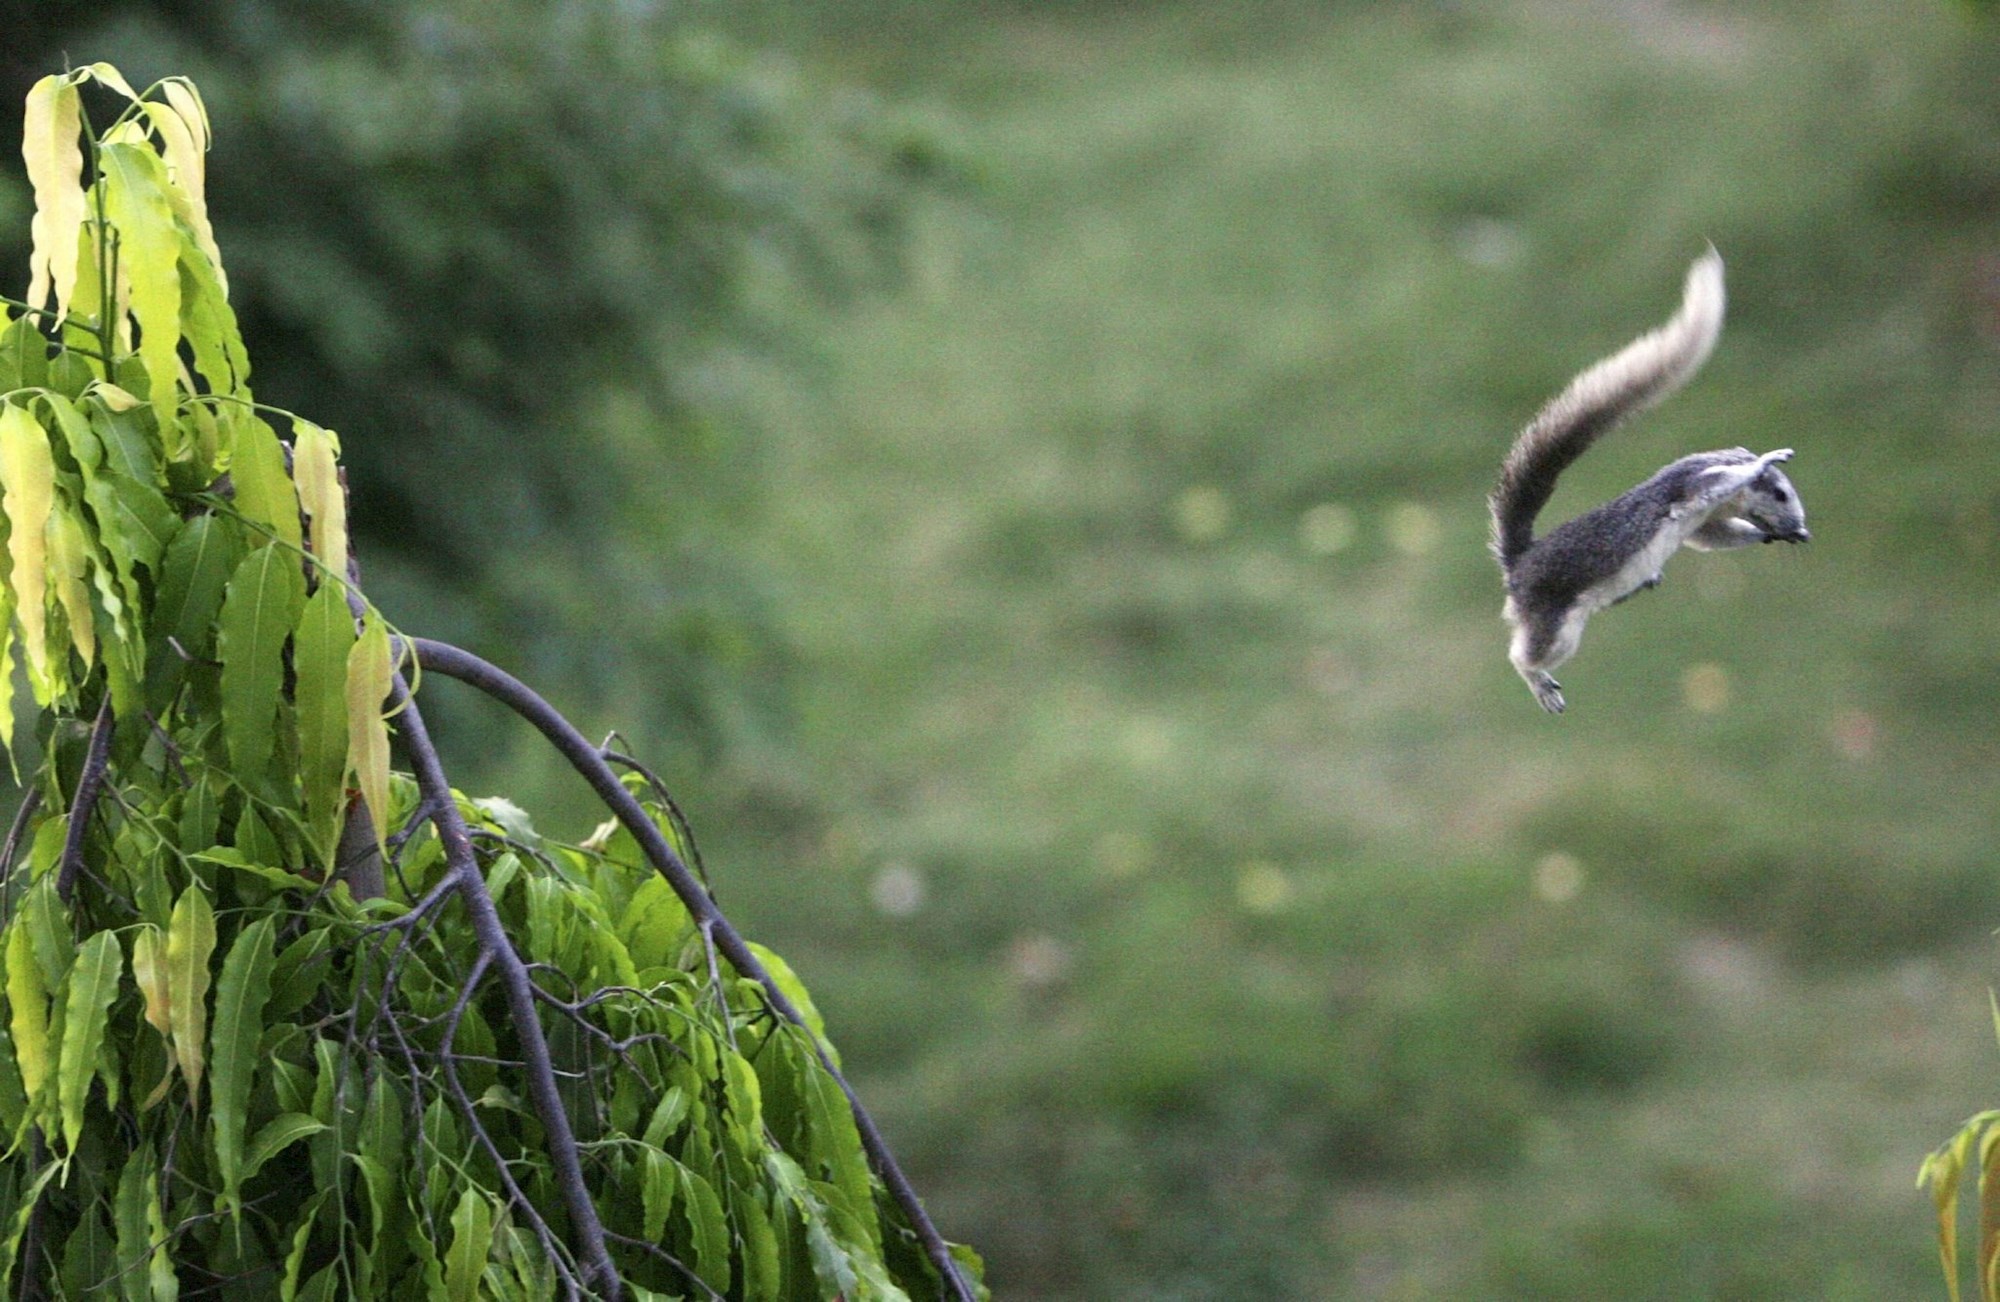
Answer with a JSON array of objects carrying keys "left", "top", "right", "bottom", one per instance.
[
  {"left": 89, "top": 383, "right": 141, "bottom": 414},
  {"left": 144, "top": 91, "right": 228, "bottom": 301},
  {"left": 292, "top": 421, "right": 347, "bottom": 583},
  {"left": 345, "top": 614, "right": 394, "bottom": 860},
  {"left": 21, "top": 75, "right": 85, "bottom": 323},
  {"left": 130, "top": 925, "right": 171, "bottom": 1038},
  {"left": 45, "top": 509, "right": 95, "bottom": 670},
  {"left": 165, "top": 886, "right": 215, "bottom": 1100},
  {"left": 5, "top": 924, "right": 50, "bottom": 1107},
  {"left": 80, "top": 63, "right": 139, "bottom": 103},
  {"left": 158, "top": 78, "right": 211, "bottom": 153},
  {"left": 0, "top": 405, "right": 57, "bottom": 703}
]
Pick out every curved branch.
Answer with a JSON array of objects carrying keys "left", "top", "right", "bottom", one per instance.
[
  {"left": 389, "top": 672, "right": 624, "bottom": 1301},
  {"left": 0, "top": 788, "right": 44, "bottom": 923},
  {"left": 55, "top": 698, "right": 115, "bottom": 903},
  {"left": 408, "top": 637, "right": 974, "bottom": 1302}
]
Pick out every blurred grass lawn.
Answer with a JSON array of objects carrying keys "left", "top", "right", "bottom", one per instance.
[{"left": 650, "top": 1, "right": 2000, "bottom": 1295}]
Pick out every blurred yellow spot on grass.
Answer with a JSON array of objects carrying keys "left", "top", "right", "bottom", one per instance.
[
  {"left": 1236, "top": 861, "right": 1293, "bottom": 914},
  {"left": 1682, "top": 662, "right": 1731, "bottom": 713},
  {"left": 1384, "top": 502, "right": 1439, "bottom": 556},
  {"left": 1172, "top": 485, "right": 1231, "bottom": 543},
  {"left": 1533, "top": 852, "right": 1585, "bottom": 905}
]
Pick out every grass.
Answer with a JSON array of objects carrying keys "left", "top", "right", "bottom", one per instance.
[{"left": 605, "top": 0, "right": 2000, "bottom": 1294}]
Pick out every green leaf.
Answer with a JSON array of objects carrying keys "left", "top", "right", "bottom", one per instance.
[
  {"left": 146, "top": 513, "right": 244, "bottom": 710},
  {"left": 87, "top": 405, "right": 157, "bottom": 488},
  {"left": 793, "top": 1031, "right": 877, "bottom": 1251},
  {"left": 677, "top": 1160, "right": 732, "bottom": 1293},
  {"left": 21, "top": 75, "right": 85, "bottom": 322},
  {"left": 144, "top": 1150, "right": 178, "bottom": 1302},
  {"left": 294, "top": 584, "right": 356, "bottom": 863},
  {"left": 89, "top": 470, "right": 178, "bottom": 582},
  {"left": 0, "top": 403, "right": 58, "bottom": 702},
  {"left": 0, "top": 1162, "right": 60, "bottom": 1291},
  {"left": 444, "top": 1188, "right": 494, "bottom": 1302},
  {"left": 217, "top": 543, "right": 305, "bottom": 791},
  {"left": 112, "top": 1146, "right": 155, "bottom": 1302},
  {"left": 36, "top": 392, "right": 98, "bottom": 474},
  {"left": 21, "top": 878, "right": 73, "bottom": 996},
  {"left": 641, "top": 1146, "right": 677, "bottom": 1242},
  {"left": 211, "top": 916, "right": 277, "bottom": 1217},
  {"left": 620, "top": 876, "right": 693, "bottom": 972},
  {"left": 749, "top": 942, "right": 834, "bottom": 1049},
  {"left": 244, "top": 1112, "right": 329, "bottom": 1188},
  {"left": 165, "top": 884, "right": 216, "bottom": 1101},
  {"left": 357, "top": 1073, "right": 406, "bottom": 1269},
  {"left": 56, "top": 930, "right": 121, "bottom": 1158},
  {"left": 0, "top": 1018, "right": 27, "bottom": 1140},
  {"left": 57, "top": 1204, "right": 116, "bottom": 1301},
  {"left": 0, "top": 316, "right": 48, "bottom": 394},
  {"left": 98, "top": 141, "right": 184, "bottom": 433},
  {"left": 226, "top": 412, "right": 301, "bottom": 553},
  {"left": 279, "top": 1191, "right": 328, "bottom": 1302},
  {"left": 642, "top": 1085, "right": 690, "bottom": 1149},
  {"left": 177, "top": 244, "right": 248, "bottom": 408},
  {"left": 190, "top": 845, "right": 317, "bottom": 893},
  {"left": 268, "top": 927, "right": 334, "bottom": 1019},
  {"left": 177, "top": 779, "right": 221, "bottom": 865}
]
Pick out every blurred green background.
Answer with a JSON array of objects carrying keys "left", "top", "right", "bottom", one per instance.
[{"left": 10, "top": 0, "right": 2000, "bottom": 1296}]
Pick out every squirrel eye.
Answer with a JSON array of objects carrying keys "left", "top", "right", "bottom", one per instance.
[{"left": 1772, "top": 486, "right": 1789, "bottom": 502}]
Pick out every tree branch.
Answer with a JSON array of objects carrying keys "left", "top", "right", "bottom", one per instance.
[
  {"left": 388, "top": 670, "right": 624, "bottom": 1300},
  {"left": 408, "top": 636, "right": 974, "bottom": 1302},
  {"left": 55, "top": 698, "right": 115, "bottom": 904}
]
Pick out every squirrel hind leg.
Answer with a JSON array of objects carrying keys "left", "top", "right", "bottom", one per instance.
[{"left": 1507, "top": 600, "right": 1584, "bottom": 714}]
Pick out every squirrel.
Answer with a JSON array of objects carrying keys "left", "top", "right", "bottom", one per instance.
[{"left": 1489, "top": 248, "right": 1809, "bottom": 713}]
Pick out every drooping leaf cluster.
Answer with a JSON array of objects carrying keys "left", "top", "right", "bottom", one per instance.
[
  {"left": 0, "top": 65, "right": 974, "bottom": 1297},
  {"left": 0, "top": 772, "right": 965, "bottom": 1296},
  {"left": 1, "top": 0, "right": 953, "bottom": 759}
]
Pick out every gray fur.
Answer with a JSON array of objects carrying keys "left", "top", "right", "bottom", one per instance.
[{"left": 1490, "top": 252, "right": 1808, "bottom": 713}]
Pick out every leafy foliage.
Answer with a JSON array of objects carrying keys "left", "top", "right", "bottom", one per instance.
[
  {"left": 2, "top": 0, "right": 951, "bottom": 758},
  {"left": 0, "top": 64, "right": 973, "bottom": 1296}
]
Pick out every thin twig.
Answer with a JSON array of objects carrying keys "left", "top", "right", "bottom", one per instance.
[
  {"left": 409, "top": 636, "right": 975, "bottom": 1302},
  {"left": 435, "top": 948, "right": 583, "bottom": 1300},
  {"left": 600, "top": 745, "right": 711, "bottom": 890},
  {"left": 55, "top": 698, "right": 115, "bottom": 903},
  {"left": 0, "top": 788, "right": 44, "bottom": 925}
]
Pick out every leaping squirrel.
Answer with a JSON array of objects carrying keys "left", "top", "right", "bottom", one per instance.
[{"left": 1489, "top": 249, "right": 1809, "bottom": 713}]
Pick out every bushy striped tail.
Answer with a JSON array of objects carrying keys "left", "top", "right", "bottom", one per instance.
[{"left": 1489, "top": 248, "right": 1726, "bottom": 567}]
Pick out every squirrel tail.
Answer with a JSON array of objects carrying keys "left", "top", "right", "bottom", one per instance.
[{"left": 1489, "top": 248, "right": 1726, "bottom": 567}]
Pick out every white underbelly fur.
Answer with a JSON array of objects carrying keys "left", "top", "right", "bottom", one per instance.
[{"left": 1576, "top": 517, "right": 1698, "bottom": 616}]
